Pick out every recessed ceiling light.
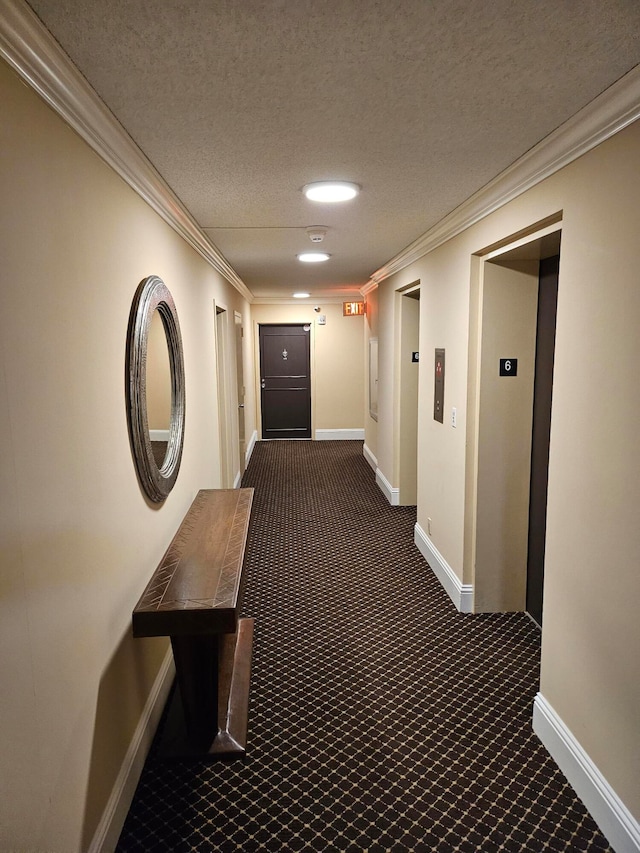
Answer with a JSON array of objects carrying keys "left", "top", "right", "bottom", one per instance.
[
  {"left": 303, "top": 181, "right": 360, "bottom": 202},
  {"left": 293, "top": 292, "right": 310, "bottom": 298},
  {"left": 298, "top": 252, "right": 330, "bottom": 263}
]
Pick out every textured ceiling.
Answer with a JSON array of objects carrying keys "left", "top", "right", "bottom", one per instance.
[{"left": 26, "top": 0, "right": 640, "bottom": 299}]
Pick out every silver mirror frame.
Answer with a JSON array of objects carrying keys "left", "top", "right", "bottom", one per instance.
[{"left": 126, "top": 275, "right": 185, "bottom": 502}]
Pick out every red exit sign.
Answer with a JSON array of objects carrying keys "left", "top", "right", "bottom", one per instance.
[{"left": 343, "top": 301, "right": 365, "bottom": 316}]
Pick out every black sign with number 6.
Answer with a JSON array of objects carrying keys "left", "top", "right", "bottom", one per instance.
[{"left": 499, "top": 358, "right": 518, "bottom": 376}]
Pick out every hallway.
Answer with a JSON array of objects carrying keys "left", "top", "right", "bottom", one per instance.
[{"left": 117, "top": 441, "right": 610, "bottom": 851}]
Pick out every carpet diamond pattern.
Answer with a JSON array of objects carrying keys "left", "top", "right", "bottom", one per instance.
[{"left": 117, "top": 440, "right": 612, "bottom": 852}]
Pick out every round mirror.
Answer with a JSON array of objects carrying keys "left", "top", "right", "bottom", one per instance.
[{"left": 126, "top": 276, "right": 185, "bottom": 502}]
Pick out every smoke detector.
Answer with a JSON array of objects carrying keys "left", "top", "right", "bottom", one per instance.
[{"left": 306, "top": 226, "right": 328, "bottom": 244}]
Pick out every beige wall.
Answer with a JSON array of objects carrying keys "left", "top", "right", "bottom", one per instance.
[
  {"left": 377, "top": 246, "right": 471, "bottom": 563},
  {"left": 375, "top": 120, "right": 640, "bottom": 820},
  {"left": 0, "top": 59, "right": 253, "bottom": 851},
  {"left": 251, "top": 302, "right": 364, "bottom": 436}
]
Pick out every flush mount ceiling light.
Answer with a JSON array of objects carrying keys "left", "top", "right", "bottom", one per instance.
[
  {"left": 298, "top": 252, "right": 330, "bottom": 263},
  {"left": 303, "top": 181, "right": 360, "bottom": 202},
  {"left": 293, "top": 292, "right": 310, "bottom": 298}
]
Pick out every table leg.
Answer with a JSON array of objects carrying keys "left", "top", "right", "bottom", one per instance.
[
  {"left": 157, "top": 620, "right": 254, "bottom": 759},
  {"left": 170, "top": 634, "right": 220, "bottom": 749}
]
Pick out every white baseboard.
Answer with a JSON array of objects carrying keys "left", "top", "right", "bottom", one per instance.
[
  {"left": 148, "top": 429, "right": 169, "bottom": 442},
  {"left": 245, "top": 430, "right": 257, "bottom": 465},
  {"left": 414, "top": 522, "right": 474, "bottom": 613},
  {"left": 89, "top": 648, "right": 175, "bottom": 853},
  {"left": 533, "top": 694, "right": 640, "bottom": 853},
  {"left": 233, "top": 469, "right": 242, "bottom": 489},
  {"left": 314, "top": 428, "right": 365, "bottom": 441},
  {"left": 375, "top": 468, "right": 400, "bottom": 506},
  {"left": 363, "top": 443, "right": 377, "bottom": 471}
]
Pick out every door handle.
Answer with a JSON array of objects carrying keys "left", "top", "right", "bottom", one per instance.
[
  {"left": 238, "top": 404, "right": 245, "bottom": 408},
  {"left": 261, "top": 379, "right": 265, "bottom": 389}
]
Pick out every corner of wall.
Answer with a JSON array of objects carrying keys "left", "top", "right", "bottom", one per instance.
[
  {"left": 245, "top": 430, "right": 258, "bottom": 466},
  {"left": 363, "top": 443, "right": 377, "bottom": 471},
  {"left": 414, "top": 522, "right": 473, "bottom": 613},
  {"left": 533, "top": 694, "right": 640, "bottom": 853},
  {"left": 375, "top": 468, "right": 399, "bottom": 506}
]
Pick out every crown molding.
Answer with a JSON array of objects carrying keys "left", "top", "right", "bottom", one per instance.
[
  {"left": 0, "top": 0, "right": 253, "bottom": 303},
  {"left": 369, "top": 64, "right": 640, "bottom": 286},
  {"left": 360, "top": 280, "right": 378, "bottom": 297}
]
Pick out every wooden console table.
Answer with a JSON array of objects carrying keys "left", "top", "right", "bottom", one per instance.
[{"left": 133, "top": 488, "right": 254, "bottom": 758}]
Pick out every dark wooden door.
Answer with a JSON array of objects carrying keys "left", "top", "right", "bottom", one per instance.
[
  {"left": 526, "top": 254, "right": 560, "bottom": 627},
  {"left": 259, "top": 324, "right": 311, "bottom": 439}
]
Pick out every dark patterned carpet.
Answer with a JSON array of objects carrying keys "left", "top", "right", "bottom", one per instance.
[{"left": 117, "top": 440, "right": 612, "bottom": 852}]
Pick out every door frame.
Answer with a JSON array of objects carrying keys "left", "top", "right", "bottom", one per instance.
[
  {"left": 234, "top": 310, "right": 246, "bottom": 475},
  {"left": 464, "top": 216, "right": 562, "bottom": 614},
  {"left": 395, "top": 282, "right": 421, "bottom": 505},
  {"left": 254, "top": 321, "right": 316, "bottom": 440},
  {"left": 214, "top": 302, "right": 240, "bottom": 488}
]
